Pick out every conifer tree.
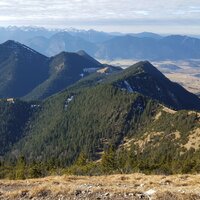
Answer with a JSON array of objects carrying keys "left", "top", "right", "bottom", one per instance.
[
  {"left": 101, "top": 146, "right": 116, "bottom": 174},
  {"left": 15, "top": 156, "right": 26, "bottom": 180}
]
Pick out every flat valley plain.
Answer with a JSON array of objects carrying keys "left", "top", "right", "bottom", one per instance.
[
  {"left": 1, "top": 174, "right": 200, "bottom": 200},
  {"left": 99, "top": 59, "right": 200, "bottom": 97}
]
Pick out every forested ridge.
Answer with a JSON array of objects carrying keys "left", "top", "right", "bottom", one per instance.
[{"left": 1, "top": 61, "right": 200, "bottom": 179}]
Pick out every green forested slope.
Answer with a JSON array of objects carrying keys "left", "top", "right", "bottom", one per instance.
[
  {"left": 109, "top": 61, "right": 200, "bottom": 110},
  {"left": 0, "top": 100, "right": 34, "bottom": 155},
  {"left": 13, "top": 84, "right": 159, "bottom": 165},
  {"left": 1, "top": 61, "right": 200, "bottom": 178},
  {"left": 0, "top": 41, "right": 49, "bottom": 98},
  {"left": 23, "top": 52, "right": 102, "bottom": 100}
]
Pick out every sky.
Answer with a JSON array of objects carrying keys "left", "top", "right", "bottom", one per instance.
[{"left": 0, "top": 0, "right": 199, "bottom": 34}]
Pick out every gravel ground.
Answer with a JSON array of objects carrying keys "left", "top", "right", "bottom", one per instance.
[{"left": 1, "top": 173, "right": 200, "bottom": 200}]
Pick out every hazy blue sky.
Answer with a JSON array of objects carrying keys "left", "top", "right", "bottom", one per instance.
[{"left": 0, "top": 0, "right": 199, "bottom": 34}]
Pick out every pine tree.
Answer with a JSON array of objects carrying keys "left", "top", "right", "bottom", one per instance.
[
  {"left": 75, "top": 152, "right": 87, "bottom": 166},
  {"left": 101, "top": 146, "right": 116, "bottom": 174},
  {"left": 29, "top": 161, "right": 42, "bottom": 178},
  {"left": 116, "top": 148, "right": 132, "bottom": 173},
  {"left": 15, "top": 156, "right": 26, "bottom": 180}
]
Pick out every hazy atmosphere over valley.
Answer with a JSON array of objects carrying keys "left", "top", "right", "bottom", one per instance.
[{"left": 0, "top": 1, "right": 200, "bottom": 200}]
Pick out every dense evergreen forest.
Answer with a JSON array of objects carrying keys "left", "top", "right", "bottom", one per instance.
[
  {"left": 1, "top": 61, "right": 200, "bottom": 179},
  {"left": 0, "top": 85, "right": 200, "bottom": 179}
]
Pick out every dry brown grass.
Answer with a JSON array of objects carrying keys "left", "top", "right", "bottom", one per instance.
[
  {"left": 181, "top": 128, "right": 200, "bottom": 150},
  {"left": 1, "top": 174, "right": 200, "bottom": 199},
  {"left": 165, "top": 73, "right": 200, "bottom": 95}
]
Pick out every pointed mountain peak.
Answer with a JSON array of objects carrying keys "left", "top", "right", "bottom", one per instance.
[
  {"left": 2, "top": 40, "right": 22, "bottom": 47},
  {"left": 1, "top": 40, "right": 40, "bottom": 55},
  {"left": 130, "top": 60, "right": 154, "bottom": 69},
  {"left": 51, "top": 51, "right": 79, "bottom": 59},
  {"left": 111, "top": 61, "right": 200, "bottom": 111},
  {"left": 123, "top": 61, "right": 162, "bottom": 78},
  {"left": 134, "top": 61, "right": 167, "bottom": 79},
  {"left": 77, "top": 50, "right": 89, "bottom": 56},
  {"left": 77, "top": 50, "right": 101, "bottom": 66}
]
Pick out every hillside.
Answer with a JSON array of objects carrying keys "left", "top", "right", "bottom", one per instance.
[
  {"left": 6, "top": 84, "right": 200, "bottom": 174},
  {"left": 0, "top": 99, "right": 35, "bottom": 156},
  {"left": 1, "top": 63, "right": 199, "bottom": 171},
  {"left": 0, "top": 38, "right": 200, "bottom": 102},
  {"left": 0, "top": 40, "right": 107, "bottom": 100},
  {"left": 23, "top": 51, "right": 102, "bottom": 100},
  {"left": 95, "top": 35, "right": 200, "bottom": 60},
  {"left": 11, "top": 84, "right": 159, "bottom": 163},
  {"left": 110, "top": 61, "right": 200, "bottom": 110},
  {"left": 36, "top": 32, "right": 98, "bottom": 56},
  {"left": 0, "top": 40, "right": 49, "bottom": 98},
  {"left": 0, "top": 61, "right": 200, "bottom": 178}
]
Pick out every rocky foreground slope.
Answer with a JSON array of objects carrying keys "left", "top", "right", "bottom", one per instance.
[{"left": 0, "top": 174, "right": 200, "bottom": 200}]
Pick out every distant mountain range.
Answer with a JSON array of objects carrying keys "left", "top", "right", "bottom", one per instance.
[
  {"left": 32, "top": 32, "right": 98, "bottom": 56},
  {"left": 95, "top": 35, "right": 200, "bottom": 60},
  {"left": 0, "top": 39, "right": 199, "bottom": 108},
  {"left": 28, "top": 33, "right": 200, "bottom": 60},
  {"left": 0, "top": 27, "right": 200, "bottom": 60},
  {"left": 130, "top": 32, "right": 163, "bottom": 39}
]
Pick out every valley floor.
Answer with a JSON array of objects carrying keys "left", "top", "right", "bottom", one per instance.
[{"left": 0, "top": 174, "right": 200, "bottom": 200}]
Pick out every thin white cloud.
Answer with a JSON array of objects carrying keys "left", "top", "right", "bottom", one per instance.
[
  {"left": 133, "top": 11, "right": 149, "bottom": 16},
  {"left": 0, "top": 0, "right": 199, "bottom": 34},
  {"left": 0, "top": 0, "right": 199, "bottom": 19}
]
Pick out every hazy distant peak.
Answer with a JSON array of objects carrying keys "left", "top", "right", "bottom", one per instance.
[
  {"left": 132, "top": 32, "right": 162, "bottom": 39},
  {"left": 76, "top": 50, "right": 88, "bottom": 55},
  {"left": 51, "top": 31, "right": 73, "bottom": 38},
  {"left": 77, "top": 50, "right": 101, "bottom": 65},
  {"left": 2, "top": 40, "right": 41, "bottom": 55},
  {"left": 3, "top": 40, "right": 22, "bottom": 47}
]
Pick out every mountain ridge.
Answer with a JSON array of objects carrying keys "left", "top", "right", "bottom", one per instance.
[
  {"left": 0, "top": 40, "right": 49, "bottom": 97},
  {"left": 23, "top": 51, "right": 102, "bottom": 100},
  {"left": 0, "top": 40, "right": 109, "bottom": 100},
  {"left": 104, "top": 61, "right": 200, "bottom": 110},
  {"left": 0, "top": 27, "right": 200, "bottom": 60},
  {"left": 0, "top": 58, "right": 200, "bottom": 176},
  {"left": 95, "top": 35, "right": 200, "bottom": 60}
]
